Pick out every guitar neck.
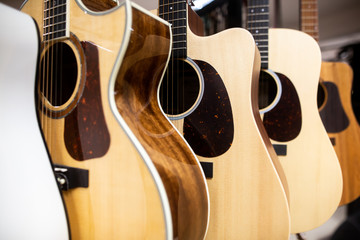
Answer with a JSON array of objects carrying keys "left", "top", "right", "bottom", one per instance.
[
  {"left": 43, "top": 0, "right": 69, "bottom": 42},
  {"left": 158, "top": 0, "right": 187, "bottom": 59},
  {"left": 300, "top": 0, "right": 319, "bottom": 42},
  {"left": 247, "top": 0, "right": 270, "bottom": 69}
]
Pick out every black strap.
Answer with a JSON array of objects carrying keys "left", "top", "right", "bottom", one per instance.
[
  {"left": 273, "top": 144, "right": 287, "bottom": 156},
  {"left": 330, "top": 137, "right": 336, "bottom": 146},
  {"left": 200, "top": 162, "right": 213, "bottom": 179},
  {"left": 53, "top": 164, "right": 89, "bottom": 191}
]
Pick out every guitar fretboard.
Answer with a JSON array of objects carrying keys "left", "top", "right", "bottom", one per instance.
[
  {"left": 247, "top": 0, "right": 269, "bottom": 69},
  {"left": 300, "top": 0, "right": 319, "bottom": 42},
  {"left": 43, "top": 0, "right": 69, "bottom": 41},
  {"left": 159, "top": 0, "right": 187, "bottom": 58}
]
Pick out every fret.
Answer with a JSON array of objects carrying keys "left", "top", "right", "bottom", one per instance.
[
  {"left": 173, "top": 47, "right": 187, "bottom": 50},
  {"left": 159, "top": 0, "right": 186, "bottom": 6},
  {"left": 300, "top": 0, "right": 319, "bottom": 41},
  {"left": 172, "top": 33, "right": 186, "bottom": 37},
  {"left": 247, "top": 0, "right": 269, "bottom": 67},
  {"left": 44, "top": 22, "right": 66, "bottom": 33},
  {"left": 43, "top": 28, "right": 66, "bottom": 36},
  {"left": 43, "top": 0, "right": 68, "bottom": 41},
  {"left": 159, "top": 0, "right": 187, "bottom": 58},
  {"left": 301, "top": 23, "right": 318, "bottom": 27},
  {"left": 300, "top": 9, "right": 317, "bottom": 12},
  {"left": 171, "top": 25, "right": 186, "bottom": 30},
  {"left": 43, "top": 12, "right": 66, "bottom": 21},
  {"left": 247, "top": 26, "right": 268, "bottom": 30},
  {"left": 252, "top": 33, "right": 268, "bottom": 37},
  {"left": 301, "top": 16, "right": 318, "bottom": 19},
  {"left": 45, "top": 3, "right": 66, "bottom": 11},
  {"left": 159, "top": 9, "right": 186, "bottom": 15},
  {"left": 44, "top": 14, "right": 66, "bottom": 26},
  {"left": 248, "top": 19, "right": 269, "bottom": 23},
  {"left": 247, "top": 12, "right": 268, "bottom": 16},
  {"left": 301, "top": 29, "right": 318, "bottom": 33},
  {"left": 247, "top": 4, "right": 269, "bottom": 8},
  {"left": 167, "top": 18, "right": 186, "bottom": 22}
]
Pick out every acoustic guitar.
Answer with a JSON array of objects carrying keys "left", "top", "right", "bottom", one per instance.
[
  {"left": 300, "top": 0, "right": 360, "bottom": 206},
  {"left": 0, "top": 3, "right": 69, "bottom": 239},
  {"left": 247, "top": 0, "right": 343, "bottom": 233},
  {"left": 156, "top": 1, "right": 291, "bottom": 239},
  {"left": 21, "top": 0, "right": 193, "bottom": 239}
]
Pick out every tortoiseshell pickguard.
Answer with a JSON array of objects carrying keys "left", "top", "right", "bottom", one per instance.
[
  {"left": 319, "top": 81, "right": 349, "bottom": 133},
  {"left": 263, "top": 72, "right": 302, "bottom": 142},
  {"left": 64, "top": 41, "right": 110, "bottom": 160},
  {"left": 184, "top": 60, "right": 234, "bottom": 158}
]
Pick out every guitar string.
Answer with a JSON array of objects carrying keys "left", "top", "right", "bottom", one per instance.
[
  {"left": 44, "top": 0, "right": 51, "bottom": 158},
  {"left": 41, "top": 0, "right": 47, "bottom": 154}
]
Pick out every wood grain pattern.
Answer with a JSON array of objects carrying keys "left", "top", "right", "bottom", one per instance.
[
  {"left": 269, "top": 28, "right": 343, "bottom": 233},
  {"left": 155, "top": 5, "right": 290, "bottom": 238},
  {"left": 114, "top": 5, "right": 209, "bottom": 240},
  {"left": 319, "top": 62, "right": 360, "bottom": 205},
  {"left": 22, "top": 1, "right": 171, "bottom": 239}
]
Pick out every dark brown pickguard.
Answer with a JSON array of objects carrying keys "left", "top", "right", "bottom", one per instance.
[
  {"left": 183, "top": 60, "right": 234, "bottom": 158},
  {"left": 64, "top": 41, "right": 110, "bottom": 160},
  {"left": 263, "top": 72, "right": 302, "bottom": 142},
  {"left": 319, "top": 81, "right": 349, "bottom": 133}
]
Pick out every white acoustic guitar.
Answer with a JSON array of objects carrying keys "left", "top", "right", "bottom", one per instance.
[{"left": 0, "top": 3, "right": 69, "bottom": 239}]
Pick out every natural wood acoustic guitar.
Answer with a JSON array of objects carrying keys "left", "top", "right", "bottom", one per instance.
[
  {"left": 22, "top": 0, "right": 209, "bottom": 239},
  {"left": 155, "top": 1, "right": 291, "bottom": 239},
  {"left": 300, "top": 0, "right": 360, "bottom": 206},
  {"left": 247, "top": 0, "right": 343, "bottom": 233}
]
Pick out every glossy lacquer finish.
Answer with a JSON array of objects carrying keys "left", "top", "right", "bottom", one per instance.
[
  {"left": 114, "top": 7, "right": 209, "bottom": 240},
  {"left": 22, "top": 0, "right": 171, "bottom": 239}
]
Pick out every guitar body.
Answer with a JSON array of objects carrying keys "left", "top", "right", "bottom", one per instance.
[
  {"left": 268, "top": 28, "right": 343, "bottom": 233},
  {"left": 22, "top": 1, "right": 172, "bottom": 239},
  {"left": 114, "top": 3, "right": 209, "bottom": 240},
  {"left": 319, "top": 61, "right": 360, "bottom": 205},
  {"left": 0, "top": 3, "right": 69, "bottom": 239},
  {"left": 175, "top": 20, "right": 290, "bottom": 239}
]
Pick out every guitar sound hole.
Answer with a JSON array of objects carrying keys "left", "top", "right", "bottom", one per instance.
[
  {"left": 39, "top": 42, "right": 78, "bottom": 107},
  {"left": 259, "top": 70, "right": 278, "bottom": 110},
  {"left": 159, "top": 59, "right": 201, "bottom": 116}
]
